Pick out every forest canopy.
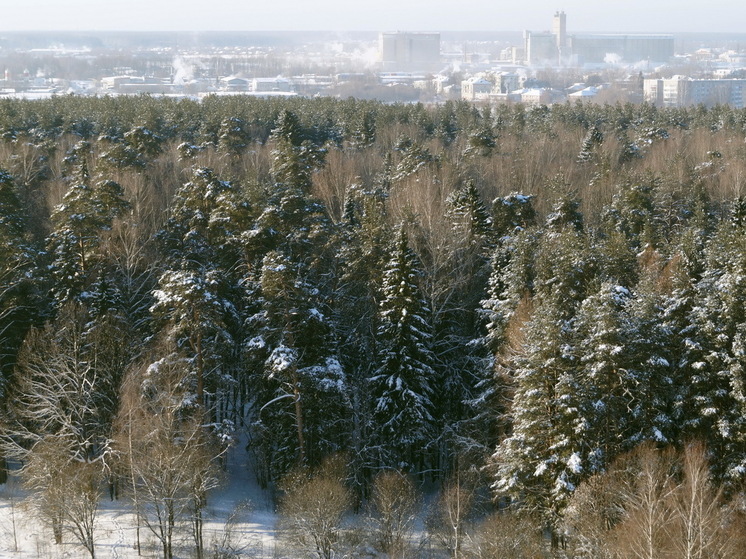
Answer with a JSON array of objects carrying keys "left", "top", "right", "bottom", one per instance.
[{"left": 2, "top": 94, "right": 746, "bottom": 554}]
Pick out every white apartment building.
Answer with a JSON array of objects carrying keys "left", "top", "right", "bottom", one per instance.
[{"left": 644, "top": 76, "right": 746, "bottom": 108}]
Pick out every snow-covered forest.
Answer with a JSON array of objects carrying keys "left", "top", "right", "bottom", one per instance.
[{"left": 2, "top": 95, "right": 746, "bottom": 557}]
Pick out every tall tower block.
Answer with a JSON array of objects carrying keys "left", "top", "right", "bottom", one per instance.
[{"left": 552, "top": 11, "right": 567, "bottom": 50}]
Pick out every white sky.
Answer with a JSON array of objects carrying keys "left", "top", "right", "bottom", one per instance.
[{"left": 1, "top": 0, "right": 743, "bottom": 33}]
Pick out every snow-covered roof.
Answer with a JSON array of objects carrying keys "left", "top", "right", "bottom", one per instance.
[{"left": 569, "top": 86, "right": 599, "bottom": 97}]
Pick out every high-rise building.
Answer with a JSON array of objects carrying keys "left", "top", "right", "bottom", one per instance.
[
  {"left": 552, "top": 11, "right": 567, "bottom": 50},
  {"left": 379, "top": 32, "right": 441, "bottom": 72},
  {"left": 524, "top": 30, "right": 559, "bottom": 66}
]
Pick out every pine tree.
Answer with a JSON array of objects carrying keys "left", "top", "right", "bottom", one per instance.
[
  {"left": 47, "top": 152, "right": 129, "bottom": 303},
  {"left": 217, "top": 116, "right": 250, "bottom": 156},
  {"left": 545, "top": 188, "right": 584, "bottom": 233},
  {"left": 602, "top": 173, "right": 659, "bottom": 249},
  {"left": 158, "top": 166, "right": 248, "bottom": 271},
  {"left": 153, "top": 167, "right": 247, "bottom": 423},
  {"left": 270, "top": 109, "right": 325, "bottom": 192},
  {"left": 249, "top": 249, "right": 348, "bottom": 482},
  {"left": 151, "top": 264, "right": 234, "bottom": 412},
  {"left": 491, "top": 193, "right": 537, "bottom": 237}
]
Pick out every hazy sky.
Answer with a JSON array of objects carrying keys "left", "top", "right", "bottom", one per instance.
[{"left": 2, "top": 0, "right": 744, "bottom": 33}]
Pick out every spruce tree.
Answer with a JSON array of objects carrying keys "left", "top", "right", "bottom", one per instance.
[
  {"left": 575, "top": 282, "right": 636, "bottom": 473},
  {"left": 682, "top": 220, "right": 746, "bottom": 482},
  {"left": 577, "top": 123, "right": 603, "bottom": 164},
  {"left": 370, "top": 226, "right": 436, "bottom": 472},
  {"left": 491, "top": 293, "right": 583, "bottom": 540},
  {"left": 0, "top": 169, "right": 40, "bottom": 377}
]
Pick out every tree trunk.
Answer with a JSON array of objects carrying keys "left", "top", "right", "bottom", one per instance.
[
  {"left": 292, "top": 365, "right": 306, "bottom": 465},
  {"left": 53, "top": 515, "right": 63, "bottom": 545}
]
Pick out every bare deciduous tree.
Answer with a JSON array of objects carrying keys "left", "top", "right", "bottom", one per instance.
[
  {"left": 668, "top": 442, "right": 740, "bottom": 559},
  {"left": 279, "top": 455, "right": 352, "bottom": 559},
  {"left": 116, "top": 355, "right": 222, "bottom": 559},
  {"left": 467, "top": 510, "right": 545, "bottom": 559},
  {"left": 427, "top": 469, "right": 479, "bottom": 559},
  {"left": 2, "top": 304, "right": 110, "bottom": 555},
  {"left": 20, "top": 436, "right": 102, "bottom": 557},
  {"left": 368, "top": 470, "right": 419, "bottom": 558},
  {"left": 566, "top": 442, "right": 745, "bottom": 559}
]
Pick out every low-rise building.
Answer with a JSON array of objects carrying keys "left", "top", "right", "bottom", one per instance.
[
  {"left": 461, "top": 76, "right": 493, "bottom": 101},
  {"left": 252, "top": 77, "right": 293, "bottom": 93}
]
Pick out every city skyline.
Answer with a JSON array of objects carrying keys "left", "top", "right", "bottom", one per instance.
[{"left": 2, "top": 1, "right": 744, "bottom": 34}]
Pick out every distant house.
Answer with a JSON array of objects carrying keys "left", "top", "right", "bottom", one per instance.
[
  {"left": 461, "top": 76, "right": 493, "bottom": 101},
  {"left": 100, "top": 76, "right": 170, "bottom": 94},
  {"left": 252, "top": 77, "right": 293, "bottom": 93},
  {"left": 509, "top": 87, "right": 565, "bottom": 105},
  {"left": 101, "top": 76, "right": 133, "bottom": 90},
  {"left": 220, "top": 76, "right": 250, "bottom": 91}
]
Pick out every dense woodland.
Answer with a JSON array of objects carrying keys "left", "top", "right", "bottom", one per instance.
[{"left": 2, "top": 95, "right": 746, "bottom": 557}]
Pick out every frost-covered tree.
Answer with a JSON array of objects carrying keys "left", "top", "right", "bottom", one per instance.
[
  {"left": 602, "top": 174, "right": 659, "bottom": 249},
  {"left": 158, "top": 166, "right": 249, "bottom": 271},
  {"left": 248, "top": 249, "right": 348, "bottom": 483},
  {"left": 392, "top": 136, "right": 438, "bottom": 181},
  {"left": 349, "top": 109, "right": 376, "bottom": 149},
  {"left": 2, "top": 303, "right": 115, "bottom": 547},
  {"left": 124, "top": 125, "right": 163, "bottom": 160},
  {"left": 463, "top": 126, "right": 496, "bottom": 158},
  {"left": 270, "top": 109, "right": 325, "bottom": 192},
  {"left": 370, "top": 227, "right": 436, "bottom": 472},
  {"left": 0, "top": 169, "right": 40, "bottom": 381},
  {"left": 217, "top": 117, "right": 250, "bottom": 156},
  {"left": 446, "top": 180, "right": 494, "bottom": 250},
  {"left": 491, "top": 193, "right": 537, "bottom": 238},
  {"left": 624, "top": 276, "right": 677, "bottom": 447},
  {"left": 491, "top": 292, "right": 584, "bottom": 542},
  {"left": 577, "top": 124, "right": 603, "bottom": 164},
  {"left": 47, "top": 150, "right": 129, "bottom": 303},
  {"left": 681, "top": 220, "right": 746, "bottom": 482},
  {"left": 491, "top": 224, "right": 595, "bottom": 541},
  {"left": 333, "top": 183, "right": 391, "bottom": 492},
  {"left": 5, "top": 303, "right": 114, "bottom": 462},
  {"left": 471, "top": 225, "right": 539, "bottom": 465},
  {"left": 575, "top": 283, "right": 642, "bottom": 473},
  {"left": 151, "top": 265, "right": 234, "bottom": 412},
  {"left": 242, "top": 110, "right": 346, "bottom": 483},
  {"left": 154, "top": 167, "right": 250, "bottom": 425}
]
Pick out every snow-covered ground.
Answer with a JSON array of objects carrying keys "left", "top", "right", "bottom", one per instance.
[
  {"left": 0, "top": 440, "right": 451, "bottom": 559},
  {"left": 0, "top": 443, "right": 281, "bottom": 559}
]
